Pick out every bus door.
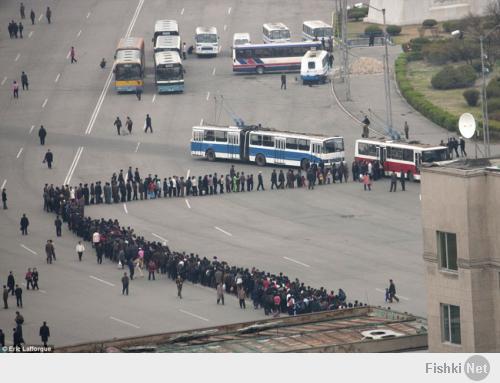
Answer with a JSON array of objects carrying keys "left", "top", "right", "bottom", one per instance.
[
  {"left": 415, "top": 152, "right": 422, "bottom": 172},
  {"left": 377, "top": 146, "right": 386, "bottom": 163},
  {"left": 228, "top": 132, "right": 239, "bottom": 160},
  {"left": 312, "top": 142, "right": 321, "bottom": 162},
  {"left": 192, "top": 130, "right": 204, "bottom": 155},
  {"left": 275, "top": 138, "right": 286, "bottom": 164}
]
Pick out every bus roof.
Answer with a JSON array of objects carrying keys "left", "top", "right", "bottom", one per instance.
[
  {"left": 154, "top": 19, "right": 179, "bottom": 33},
  {"left": 234, "top": 41, "right": 322, "bottom": 49},
  {"left": 154, "top": 51, "right": 182, "bottom": 65},
  {"left": 263, "top": 22, "right": 289, "bottom": 31},
  {"left": 303, "top": 20, "right": 332, "bottom": 29},
  {"left": 356, "top": 138, "right": 447, "bottom": 150},
  {"left": 196, "top": 26, "right": 217, "bottom": 35},
  {"left": 154, "top": 35, "right": 181, "bottom": 49},
  {"left": 114, "top": 49, "right": 142, "bottom": 64},
  {"left": 117, "top": 37, "right": 144, "bottom": 51},
  {"left": 302, "top": 49, "right": 328, "bottom": 60}
]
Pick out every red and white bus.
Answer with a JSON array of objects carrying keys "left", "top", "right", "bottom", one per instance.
[{"left": 354, "top": 138, "right": 449, "bottom": 181}]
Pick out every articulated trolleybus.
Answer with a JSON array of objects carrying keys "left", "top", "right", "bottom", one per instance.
[
  {"left": 354, "top": 138, "right": 449, "bottom": 181},
  {"left": 191, "top": 125, "right": 344, "bottom": 168}
]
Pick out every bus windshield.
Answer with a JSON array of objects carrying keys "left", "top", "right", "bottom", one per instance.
[
  {"left": 115, "top": 64, "right": 141, "bottom": 80},
  {"left": 270, "top": 30, "right": 290, "bottom": 40},
  {"left": 156, "top": 66, "right": 183, "bottom": 81},
  {"left": 315, "top": 27, "right": 333, "bottom": 38},
  {"left": 196, "top": 34, "right": 217, "bottom": 43},
  {"left": 421, "top": 148, "right": 448, "bottom": 162},
  {"left": 324, "top": 138, "right": 344, "bottom": 153}
]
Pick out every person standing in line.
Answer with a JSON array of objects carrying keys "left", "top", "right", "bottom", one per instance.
[
  {"left": 176, "top": 275, "right": 183, "bottom": 299},
  {"left": 3, "top": 285, "right": 9, "bottom": 309},
  {"left": 18, "top": 22, "right": 23, "bottom": 38},
  {"left": 39, "top": 322, "right": 50, "bottom": 347},
  {"left": 2, "top": 188, "right": 7, "bottom": 209},
  {"left": 400, "top": 172, "right": 406, "bottom": 191},
  {"left": 12, "top": 81, "right": 19, "bottom": 99},
  {"left": 389, "top": 172, "right": 397, "bottom": 192},
  {"left": 125, "top": 116, "right": 133, "bottom": 135},
  {"left": 144, "top": 114, "right": 152, "bottom": 133},
  {"left": 70, "top": 46, "right": 77, "bottom": 63},
  {"left": 121, "top": 272, "right": 129, "bottom": 295},
  {"left": 280, "top": 74, "right": 286, "bottom": 90},
  {"left": 114, "top": 117, "right": 122, "bottom": 135},
  {"left": 30, "top": 9, "right": 35, "bottom": 25},
  {"left": 270, "top": 169, "right": 278, "bottom": 189},
  {"left": 38, "top": 125, "right": 47, "bottom": 145},
  {"left": 404, "top": 121, "right": 409, "bottom": 139},
  {"left": 14, "top": 285, "right": 22, "bottom": 308},
  {"left": 21, "top": 71, "right": 28, "bottom": 90},
  {"left": 20, "top": 3, "right": 25, "bottom": 19},
  {"left": 43, "top": 149, "right": 53, "bottom": 168},
  {"left": 388, "top": 279, "right": 399, "bottom": 303},
  {"left": 54, "top": 215, "right": 62, "bottom": 236},
  {"left": 76, "top": 241, "right": 84, "bottom": 261},
  {"left": 20, "top": 213, "right": 29, "bottom": 235},
  {"left": 46, "top": 6, "right": 52, "bottom": 24}
]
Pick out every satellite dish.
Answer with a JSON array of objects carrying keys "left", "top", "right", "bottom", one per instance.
[{"left": 459, "top": 113, "right": 476, "bottom": 139}]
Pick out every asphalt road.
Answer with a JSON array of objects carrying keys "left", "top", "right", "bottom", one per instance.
[{"left": 0, "top": 0, "right": 441, "bottom": 347}]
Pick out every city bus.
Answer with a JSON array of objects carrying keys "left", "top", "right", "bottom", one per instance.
[
  {"left": 302, "top": 20, "right": 333, "bottom": 41},
  {"left": 232, "top": 41, "right": 322, "bottom": 74},
  {"left": 195, "top": 26, "right": 219, "bottom": 56},
  {"left": 262, "top": 22, "right": 291, "bottom": 43},
  {"left": 154, "top": 35, "right": 181, "bottom": 54},
  {"left": 354, "top": 138, "right": 449, "bottom": 181},
  {"left": 114, "top": 37, "right": 145, "bottom": 92},
  {"left": 191, "top": 125, "right": 344, "bottom": 168},
  {"left": 153, "top": 19, "right": 179, "bottom": 45},
  {"left": 154, "top": 51, "right": 184, "bottom": 93},
  {"left": 301, "top": 49, "right": 329, "bottom": 84}
]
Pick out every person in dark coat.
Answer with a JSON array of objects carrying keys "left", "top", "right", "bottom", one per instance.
[
  {"left": 14, "top": 285, "right": 22, "bottom": 308},
  {"left": 3, "top": 285, "right": 8, "bottom": 309},
  {"left": 54, "top": 215, "right": 62, "bottom": 236},
  {"left": 18, "top": 22, "right": 23, "bottom": 38},
  {"left": 389, "top": 172, "right": 397, "bottom": 192},
  {"left": 0, "top": 328, "right": 5, "bottom": 347},
  {"left": 38, "top": 125, "right": 47, "bottom": 145},
  {"left": 13, "top": 327, "right": 22, "bottom": 348},
  {"left": 2, "top": 188, "right": 7, "bottom": 209},
  {"left": 39, "top": 322, "right": 50, "bottom": 347},
  {"left": 388, "top": 279, "right": 399, "bottom": 303},
  {"left": 30, "top": 9, "right": 35, "bottom": 25},
  {"left": 21, "top": 71, "right": 28, "bottom": 90},
  {"left": 121, "top": 272, "right": 129, "bottom": 295},
  {"left": 7, "top": 272, "right": 15, "bottom": 295},
  {"left": 43, "top": 149, "right": 53, "bottom": 168},
  {"left": 20, "top": 214, "right": 29, "bottom": 235},
  {"left": 400, "top": 172, "right": 406, "bottom": 191},
  {"left": 257, "top": 171, "right": 264, "bottom": 191}
]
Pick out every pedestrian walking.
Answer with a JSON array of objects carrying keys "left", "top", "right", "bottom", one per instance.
[
  {"left": 182, "top": 42, "right": 187, "bottom": 60},
  {"left": 3, "top": 285, "right": 8, "bottom": 309},
  {"left": 45, "top": 240, "right": 55, "bottom": 264},
  {"left": 20, "top": 213, "right": 29, "bottom": 235},
  {"left": 18, "top": 22, "right": 23, "bottom": 38},
  {"left": 39, "top": 322, "right": 50, "bottom": 347},
  {"left": 400, "top": 173, "right": 406, "bottom": 191},
  {"left": 114, "top": 116, "right": 122, "bottom": 135},
  {"left": 70, "top": 46, "right": 77, "bottom": 63},
  {"left": 257, "top": 171, "right": 265, "bottom": 191},
  {"left": 12, "top": 81, "right": 19, "bottom": 99},
  {"left": 14, "top": 285, "right": 22, "bottom": 308},
  {"left": 100, "top": 58, "right": 106, "bottom": 69},
  {"left": 388, "top": 279, "right": 399, "bottom": 303},
  {"left": 43, "top": 149, "right": 53, "bottom": 169},
  {"left": 32, "top": 268, "right": 39, "bottom": 290},
  {"left": 21, "top": 71, "right": 28, "bottom": 90},
  {"left": 46, "top": 7, "right": 52, "bottom": 24},
  {"left": 280, "top": 74, "right": 286, "bottom": 90},
  {"left": 20, "top": 3, "right": 25, "bottom": 19},
  {"left": 176, "top": 275, "right": 183, "bottom": 299},
  {"left": 76, "top": 241, "right": 85, "bottom": 261},
  {"left": 144, "top": 114, "right": 152, "bottom": 133},
  {"left": 54, "top": 215, "right": 62, "bottom": 236},
  {"left": 7, "top": 272, "right": 15, "bottom": 295},
  {"left": 135, "top": 87, "right": 142, "bottom": 100},
  {"left": 404, "top": 121, "right": 409, "bottom": 139},
  {"left": 38, "top": 125, "right": 47, "bottom": 145},
  {"left": 216, "top": 282, "right": 224, "bottom": 305},
  {"left": 2, "top": 188, "right": 7, "bottom": 209},
  {"left": 25, "top": 268, "right": 33, "bottom": 290},
  {"left": 125, "top": 116, "right": 133, "bottom": 134},
  {"left": 121, "top": 272, "right": 129, "bottom": 295},
  {"left": 389, "top": 172, "right": 397, "bottom": 192},
  {"left": 30, "top": 9, "right": 35, "bottom": 25}
]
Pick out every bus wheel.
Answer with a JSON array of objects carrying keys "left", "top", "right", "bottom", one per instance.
[
  {"left": 301, "top": 159, "right": 310, "bottom": 170},
  {"left": 407, "top": 171, "right": 414, "bottom": 182},
  {"left": 255, "top": 154, "right": 266, "bottom": 166},
  {"left": 206, "top": 149, "right": 216, "bottom": 161},
  {"left": 256, "top": 66, "right": 264, "bottom": 75}
]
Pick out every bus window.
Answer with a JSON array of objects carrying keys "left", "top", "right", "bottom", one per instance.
[
  {"left": 325, "top": 138, "right": 344, "bottom": 153},
  {"left": 298, "top": 139, "right": 310, "bottom": 151},
  {"left": 250, "top": 134, "right": 262, "bottom": 145},
  {"left": 308, "top": 62, "right": 315, "bottom": 69},
  {"left": 286, "top": 138, "right": 298, "bottom": 149},
  {"left": 403, "top": 149, "right": 414, "bottom": 162},
  {"left": 215, "top": 131, "right": 228, "bottom": 142},
  {"left": 387, "top": 147, "right": 403, "bottom": 160},
  {"left": 422, "top": 148, "right": 448, "bottom": 162},
  {"left": 262, "top": 135, "right": 274, "bottom": 147},
  {"left": 204, "top": 130, "right": 215, "bottom": 141},
  {"left": 358, "top": 142, "right": 377, "bottom": 156},
  {"left": 193, "top": 131, "right": 203, "bottom": 141}
]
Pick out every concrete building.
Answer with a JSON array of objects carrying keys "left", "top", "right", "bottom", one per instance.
[
  {"left": 421, "top": 158, "right": 500, "bottom": 352},
  {"left": 365, "top": 0, "right": 491, "bottom": 26}
]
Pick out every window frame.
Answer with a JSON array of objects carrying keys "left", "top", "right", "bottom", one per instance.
[
  {"left": 441, "top": 303, "right": 461, "bottom": 345},
  {"left": 437, "top": 231, "right": 458, "bottom": 271}
]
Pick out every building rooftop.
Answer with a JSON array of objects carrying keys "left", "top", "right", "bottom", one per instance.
[{"left": 422, "top": 157, "right": 500, "bottom": 173}]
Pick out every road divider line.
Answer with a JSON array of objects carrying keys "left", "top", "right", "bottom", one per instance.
[
  {"left": 152, "top": 94, "right": 156, "bottom": 103},
  {"left": 135, "top": 142, "right": 140, "bottom": 153},
  {"left": 66, "top": 50, "right": 71, "bottom": 59},
  {"left": 206, "top": 91, "right": 210, "bottom": 101},
  {"left": 228, "top": 7, "right": 232, "bottom": 14},
  {"left": 283, "top": 256, "right": 310, "bottom": 268},
  {"left": 38, "top": 14, "right": 43, "bottom": 21},
  {"left": 15, "top": 53, "right": 20, "bottom": 62},
  {"left": 186, "top": 169, "right": 190, "bottom": 178},
  {"left": 109, "top": 316, "right": 140, "bottom": 329},
  {"left": 29, "top": 125, "right": 35, "bottom": 134},
  {"left": 185, "top": 199, "right": 191, "bottom": 209},
  {"left": 89, "top": 275, "right": 115, "bottom": 287},
  {"left": 212, "top": 67, "right": 216, "bottom": 75},
  {"left": 179, "top": 309, "right": 209, "bottom": 322},
  {"left": 1, "top": 179, "right": 6, "bottom": 189},
  {"left": 54, "top": 73, "right": 60, "bottom": 83},
  {"left": 20, "top": 244, "right": 37, "bottom": 255},
  {"left": 152, "top": 233, "right": 168, "bottom": 243},
  {"left": 181, "top": 8, "right": 184, "bottom": 15},
  {"left": 124, "top": 0, "right": 144, "bottom": 39},
  {"left": 1, "top": 77, "right": 7, "bottom": 86},
  {"left": 218, "top": 46, "right": 222, "bottom": 53},
  {"left": 214, "top": 226, "right": 232, "bottom": 237},
  {"left": 76, "top": 30, "right": 82, "bottom": 38},
  {"left": 42, "top": 98, "right": 48, "bottom": 108},
  {"left": 64, "top": 146, "right": 84, "bottom": 185},
  {"left": 16, "top": 147, "right": 23, "bottom": 159},
  {"left": 123, "top": 203, "right": 128, "bottom": 214},
  {"left": 200, "top": 118, "right": 203, "bottom": 126},
  {"left": 223, "top": 25, "right": 227, "bottom": 31},
  {"left": 28, "top": 31, "right": 33, "bottom": 38},
  {"left": 87, "top": 12, "right": 91, "bottom": 19}
]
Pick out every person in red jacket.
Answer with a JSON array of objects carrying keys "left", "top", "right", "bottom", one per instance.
[{"left": 147, "top": 260, "right": 156, "bottom": 281}]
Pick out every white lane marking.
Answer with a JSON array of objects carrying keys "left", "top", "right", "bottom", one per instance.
[
  {"left": 180, "top": 8, "right": 184, "bottom": 15},
  {"left": 28, "top": 31, "right": 33, "bottom": 38},
  {"left": 185, "top": 199, "right": 191, "bottom": 209},
  {"left": 38, "top": 14, "right": 43, "bottom": 21},
  {"left": 20, "top": 244, "right": 37, "bottom": 255},
  {"left": 214, "top": 226, "right": 232, "bottom": 237},
  {"left": 223, "top": 25, "right": 227, "bottom": 31},
  {"left": 375, "top": 288, "right": 410, "bottom": 301},
  {"left": 186, "top": 169, "right": 190, "bottom": 178},
  {"left": 29, "top": 125, "right": 35, "bottom": 134},
  {"left": 109, "top": 316, "right": 141, "bottom": 329},
  {"left": 76, "top": 30, "right": 82, "bottom": 38},
  {"left": 64, "top": 146, "right": 84, "bottom": 185},
  {"left": 89, "top": 275, "right": 115, "bottom": 287},
  {"left": 124, "top": 0, "right": 144, "bottom": 39},
  {"left": 54, "top": 73, "right": 60, "bottom": 83},
  {"left": 66, "top": 50, "right": 71, "bottom": 59},
  {"left": 228, "top": 7, "right": 232, "bottom": 14},
  {"left": 283, "top": 256, "right": 310, "bottom": 268},
  {"left": 199, "top": 118, "right": 203, "bottom": 126},
  {"left": 212, "top": 67, "right": 216, "bottom": 76},
  {"left": 16, "top": 147, "right": 24, "bottom": 159},
  {"left": 135, "top": 142, "right": 140, "bottom": 153},
  {"left": 1, "top": 77, "right": 7, "bottom": 86},
  {"left": 123, "top": 203, "right": 128, "bottom": 214},
  {"left": 15, "top": 53, "right": 20, "bottom": 62},
  {"left": 152, "top": 94, "right": 156, "bottom": 103},
  {"left": 218, "top": 45, "right": 222, "bottom": 53},
  {"left": 84, "top": 71, "right": 112, "bottom": 135},
  {"left": 42, "top": 98, "right": 48, "bottom": 108},
  {"left": 179, "top": 309, "right": 209, "bottom": 322},
  {"left": 152, "top": 233, "right": 168, "bottom": 242},
  {"left": 86, "top": 12, "right": 91, "bottom": 19},
  {"left": 206, "top": 91, "right": 210, "bottom": 101},
  {"left": 1, "top": 179, "right": 6, "bottom": 189}
]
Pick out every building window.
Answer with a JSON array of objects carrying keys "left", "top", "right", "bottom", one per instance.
[
  {"left": 441, "top": 304, "right": 461, "bottom": 344},
  {"left": 437, "top": 231, "right": 457, "bottom": 271}
]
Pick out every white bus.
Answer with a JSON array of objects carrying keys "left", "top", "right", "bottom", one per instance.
[
  {"left": 153, "top": 19, "right": 179, "bottom": 45},
  {"left": 195, "top": 26, "right": 219, "bottom": 56},
  {"left": 301, "top": 50, "right": 330, "bottom": 84},
  {"left": 154, "top": 35, "right": 181, "bottom": 54},
  {"left": 191, "top": 125, "right": 344, "bottom": 168},
  {"left": 233, "top": 32, "right": 251, "bottom": 46},
  {"left": 154, "top": 51, "right": 184, "bottom": 93},
  {"left": 262, "top": 22, "right": 291, "bottom": 43},
  {"left": 302, "top": 20, "right": 333, "bottom": 41}
]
